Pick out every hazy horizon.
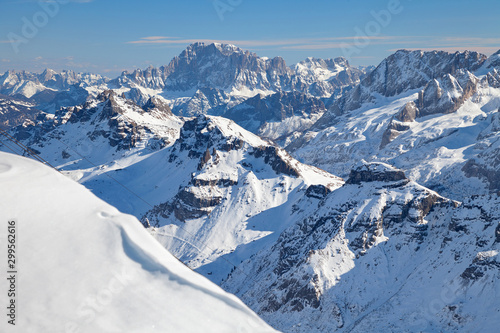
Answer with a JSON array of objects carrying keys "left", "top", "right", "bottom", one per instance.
[{"left": 1, "top": 0, "right": 499, "bottom": 77}]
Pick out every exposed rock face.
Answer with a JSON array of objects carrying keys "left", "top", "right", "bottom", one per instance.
[
  {"left": 483, "top": 68, "right": 500, "bottom": 88},
  {"left": 496, "top": 223, "right": 500, "bottom": 243},
  {"left": 395, "top": 100, "right": 419, "bottom": 122},
  {"left": 123, "top": 87, "right": 151, "bottom": 106},
  {"left": 461, "top": 109, "right": 500, "bottom": 194},
  {"left": 114, "top": 65, "right": 168, "bottom": 90},
  {"left": 417, "top": 71, "right": 479, "bottom": 117},
  {"left": 173, "top": 115, "right": 248, "bottom": 157},
  {"left": 0, "top": 95, "right": 43, "bottom": 130},
  {"left": 172, "top": 88, "right": 234, "bottom": 117},
  {"left": 483, "top": 49, "right": 500, "bottom": 72},
  {"left": 305, "top": 184, "right": 332, "bottom": 199},
  {"left": 346, "top": 162, "right": 407, "bottom": 184},
  {"left": 143, "top": 115, "right": 324, "bottom": 223},
  {"left": 172, "top": 187, "right": 223, "bottom": 221},
  {"left": 380, "top": 120, "right": 411, "bottom": 149},
  {"left": 162, "top": 44, "right": 365, "bottom": 97},
  {"left": 250, "top": 146, "right": 301, "bottom": 177},
  {"left": 142, "top": 96, "right": 174, "bottom": 117},
  {"left": 318, "top": 50, "right": 487, "bottom": 126},
  {"left": 0, "top": 43, "right": 368, "bottom": 130},
  {"left": 462, "top": 159, "right": 500, "bottom": 193},
  {"left": 292, "top": 57, "right": 365, "bottom": 97},
  {"left": 5, "top": 90, "right": 183, "bottom": 168},
  {"left": 223, "top": 162, "right": 500, "bottom": 333},
  {"left": 461, "top": 250, "right": 500, "bottom": 281},
  {"left": 365, "top": 50, "right": 485, "bottom": 98},
  {"left": 380, "top": 70, "right": 479, "bottom": 147},
  {"left": 162, "top": 43, "right": 294, "bottom": 92},
  {"left": 224, "top": 91, "right": 326, "bottom": 139},
  {"left": 110, "top": 43, "right": 366, "bottom": 118},
  {"left": 226, "top": 91, "right": 325, "bottom": 124}
]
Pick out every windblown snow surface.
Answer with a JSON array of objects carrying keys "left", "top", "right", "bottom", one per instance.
[{"left": 0, "top": 151, "right": 277, "bottom": 333}]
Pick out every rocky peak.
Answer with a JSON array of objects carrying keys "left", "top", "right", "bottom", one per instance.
[
  {"left": 162, "top": 42, "right": 293, "bottom": 92},
  {"left": 142, "top": 96, "right": 173, "bottom": 116},
  {"left": 380, "top": 70, "right": 480, "bottom": 148},
  {"left": 324, "top": 50, "right": 487, "bottom": 119},
  {"left": 180, "top": 42, "right": 247, "bottom": 61},
  {"left": 483, "top": 69, "right": 500, "bottom": 88},
  {"left": 484, "top": 49, "right": 500, "bottom": 71},
  {"left": 0, "top": 96, "right": 43, "bottom": 130},
  {"left": 171, "top": 114, "right": 311, "bottom": 180},
  {"left": 96, "top": 89, "right": 117, "bottom": 102},
  {"left": 10, "top": 89, "right": 182, "bottom": 158},
  {"left": 40, "top": 68, "right": 57, "bottom": 82},
  {"left": 420, "top": 78, "right": 443, "bottom": 107},
  {"left": 116, "top": 66, "right": 167, "bottom": 90},
  {"left": 346, "top": 162, "right": 407, "bottom": 184},
  {"left": 175, "top": 115, "right": 246, "bottom": 158},
  {"left": 292, "top": 56, "right": 365, "bottom": 97},
  {"left": 395, "top": 100, "right": 419, "bottom": 123},
  {"left": 368, "top": 50, "right": 485, "bottom": 96},
  {"left": 417, "top": 70, "right": 479, "bottom": 117},
  {"left": 295, "top": 57, "right": 349, "bottom": 73}
]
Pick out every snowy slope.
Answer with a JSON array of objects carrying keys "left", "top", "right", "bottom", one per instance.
[
  {"left": 0, "top": 151, "right": 278, "bottom": 333},
  {"left": 290, "top": 50, "right": 500, "bottom": 201},
  {"left": 73, "top": 115, "right": 343, "bottom": 284},
  {"left": 2, "top": 46, "right": 499, "bottom": 333},
  {"left": 319, "top": 49, "right": 487, "bottom": 122},
  {"left": 223, "top": 162, "right": 500, "bottom": 332},
  {"left": 4, "top": 90, "right": 183, "bottom": 179}
]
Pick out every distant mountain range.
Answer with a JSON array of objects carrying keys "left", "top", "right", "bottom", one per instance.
[
  {"left": 1, "top": 43, "right": 500, "bottom": 332},
  {"left": 0, "top": 42, "right": 369, "bottom": 139}
]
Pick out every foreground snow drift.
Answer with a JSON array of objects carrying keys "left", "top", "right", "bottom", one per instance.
[{"left": 0, "top": 152, "right": 277, "bottom": 333}]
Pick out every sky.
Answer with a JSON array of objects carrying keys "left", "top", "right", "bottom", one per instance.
[{"left": 1, "top": 0, "right": 499, "bottom": 77}]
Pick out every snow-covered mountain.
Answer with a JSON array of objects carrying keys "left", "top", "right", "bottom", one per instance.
[
  {"left": 0, "top": 94, "right": 43, "bottom": 130},
  {"left": 223, "top": 162, "right": 500, "bottom": 332},
  {"left": 164, "top": 42, "right": 293, "bottom": 93},
  {"left": 0, "top": 68, "right": 107, "bottom": 97},
  {"left": 224, "top": 91, "right": 326, "bottom": 142},
  {"left": 1, "top": 107, "right": 342, "bottom": 286},
  {"left": 7, "top": 90, "right": 183, "bottom": 173},
  {"left": 116, "top": 43, "right": 365, "bottom": 111},
  {"left": 2, "top": 46, "right": 500, "bottom": 333},
  {"left": 115, "top": 43, "right": 362, "bottom": 98},
  {"left": 289, "top": 49, "right": 500, "bottom": 201},
  {"left": 320, "top": 49, "right": 487, "bottom": 123},
  {"left": 0, "top": 151, "right": 278, "bottom": 333},
  {"left": 0, "top": 43, "right": 366, "bottom": 134},
  {"left": 293, "top": 57, "right": 365, "bottom": 98},
  {"left": 75, "top": 115, "right": 343, "bottom": 283},
  {"left": 0, "top": 69, "right": 108, "bottom": 112}
]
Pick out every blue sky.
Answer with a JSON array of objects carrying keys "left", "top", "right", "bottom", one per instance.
[{"left": 1, "top": 0, "right": 499, "bottom": 77}]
